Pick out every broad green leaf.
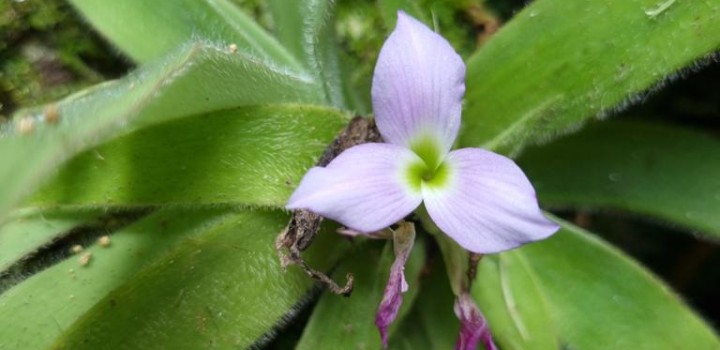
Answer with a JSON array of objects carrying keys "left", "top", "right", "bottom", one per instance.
[
  {"left": 389, "top": 259, "right": 458, "bottom": 350},
  {"left": 0, "top": 42, "right": 323, "bottom": 219},
  {"left": 68, "top": 0, "right": 300, "bottom": 67},
  {"left": 0, "top": 208, "right": 235, "bottom": 349},
  {"left": 0, "top": 208, "right": 348, "bottom": 349},
  {"left": 49, "top": 210, "right": 348, "bottom": 349},
  {"left": 462, "top": 0, "right": 720, "bottom": 155},
  {"left": 30, "top": 105, "right": 347, "bottom": 209},
  {"left": 518, "top": 217, "right": 719, "bottom": 350},
  {"left": 297, "top": 238, "right": 426, "bottom": 350},
  {"left": 518, "top": 120, "right": 720, "bottom": 240},
  {"left": 474, "top": 253, "right": 558, "bottom": 350},
  {"left": 269, "top": 0, "right": 346, "bottom": 107},
  {"left": 0, "top": 211, "right": 98, "bottom": 272}
]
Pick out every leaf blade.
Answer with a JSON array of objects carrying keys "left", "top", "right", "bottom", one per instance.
[
  {"left": 0, "top": 42, "right": 324, "bottom": 218},
  {"left": 0, "top": 208, "right": 234, "bottom": 349},
  {"left": 0, "top": 211, "right": 98, "bottom": 272},
  {"left": 29, "top": 105, "right": 347, "bottom": 209},
  {"left": 518, "top": 217, "right": 719, "bottom": 350},
  {"left": 473, "top": 252, "right": 559, "bottom": 350},
  {"left": 48, "top": 210, "right": 348, "bottom": 349},
  {"left": 462, "top": 0, "right": 720, "bottom": 155},
  {"left": 518, "top": 120, "right": 720, "bottom": 240},
  {"left": 68, "top": 0, "right": 300, "bottom": 67},
  {"left": 269, "top": 0, "right": 346, "bottom": 107}
]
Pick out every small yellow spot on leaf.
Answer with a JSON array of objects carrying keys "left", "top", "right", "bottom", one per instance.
[
  {"left": 17, "top": 117, "right": 34, "bottom": 135},
  {"left": 70, "top": 244, "right": 84, "bottom": 254},
  {"left": 44, "top": 104, "right": 60, "bottom": 124},
  {"left": 98, "top": 235, "right": 111, "bottom": 247},
  {"left": 78, "top": 252, "right": 92, "bottom": 266}
]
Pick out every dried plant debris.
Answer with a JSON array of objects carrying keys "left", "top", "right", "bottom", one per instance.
[{"left": 276, "top": 116, "right": 382, "bottom": 296}]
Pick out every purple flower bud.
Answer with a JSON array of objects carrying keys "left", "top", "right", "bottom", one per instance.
[{"left": 454, "top": 292, "right": 498, "bottom": 350}]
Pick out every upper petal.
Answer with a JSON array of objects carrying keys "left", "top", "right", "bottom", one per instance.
[
  {"left": 286, "top": 143, "right": 423, "bottom": 233},
  {"left": 372, "top": 11, "right": 465, "bottom": 158},
  {"left": 422, "top": 148, "right": 560, "bottom": 254}
]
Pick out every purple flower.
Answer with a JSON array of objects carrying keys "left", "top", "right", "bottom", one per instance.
[
  {"left": 286, "top": 11, "right": 559, "bottom": 348},
  {"left": 286, "top": 11, "right": 558, "bottom": 255}
]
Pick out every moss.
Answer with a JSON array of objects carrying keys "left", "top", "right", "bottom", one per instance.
[{"left": 0, "top": 0, "right": 128, "bottom": 116}]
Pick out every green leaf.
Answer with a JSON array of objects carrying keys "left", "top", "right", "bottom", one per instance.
[
  {"left": 0, "top": 208, "right": 349, "bottom": 349},
  {"left": 29, "top": 105, "right": 347, "bottom": 209},
  {"left": 297, "top": 238, "right": 426, "bottom": 350},
  {"left": 433, "top": 230, "right": 468, "bottom": 296},
  {"left": 462, "top": 0, "right": 720, "bottom": 155},
  {"left": 269, "top": 0, "right": 346, "bottom": 107},
  {"left": 474, "top": 253, "right": 559, "bottom": 350},
  {"left": 517, "top": 217, "right": 719, "bottom": 350},
  {"left": 0, "top": 208, "right": 234, "bottom": 349},
  {"left": 0, "top": 211, "right": 98, "bottom": 272},
  {"left": 0, "top": 42, "right": 324, "bottom": 219},
  {"left": 51, "top": 210, "right": 347, "bottom": 349},
  {"left": 68, "top": 0, "right": 300, "bottom": 67},
  {"left": 518, "top": 120, "right": 720, "bottom": 240}
]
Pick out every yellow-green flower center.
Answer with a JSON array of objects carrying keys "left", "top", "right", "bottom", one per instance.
[{"left": 406, "top": 136, "right": 450, "bottom": 191}]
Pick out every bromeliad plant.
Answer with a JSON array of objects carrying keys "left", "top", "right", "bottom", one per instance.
[{"left": 0, "top": 1, "right": 719, "bottom": 350}]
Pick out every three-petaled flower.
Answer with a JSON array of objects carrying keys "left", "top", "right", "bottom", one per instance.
[
  {"left": 287, "top": 12, "right": 557, "bottom": 255},
  {"left": 287, "top": 11, "right": 559, "bottom": 348}
]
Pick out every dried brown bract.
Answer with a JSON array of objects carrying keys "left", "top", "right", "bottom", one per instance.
[{"left": 276, "top": 116, "right": 382, "bottom": 296}]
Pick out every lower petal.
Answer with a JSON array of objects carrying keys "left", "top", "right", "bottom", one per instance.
[
  {"left": 287, "top": 143, "right": 423, "bottom": 233},
  {"left": 422, "top": 148, "right": 559, "bottom": 254}
]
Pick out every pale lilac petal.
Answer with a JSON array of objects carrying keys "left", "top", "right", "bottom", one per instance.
[
  {"left": 422, "top": 148, "right": 559, "bottom": 254},
  {"left": 372, "top": 11, "right": 465, "bottom": 156},
  {"left": 454, "top": 292, "right": 498, "bottom": 350},
  {"left": 376, "top": 222, "right": 416, "bottom": 348},
  {"left": 287, "top": 143, "right": 423, "bottom": 233}
]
